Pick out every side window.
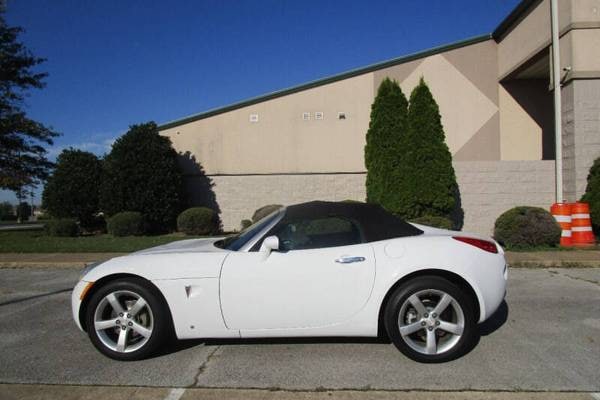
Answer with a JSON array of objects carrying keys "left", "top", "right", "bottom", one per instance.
[{"left": 274, "top": 216, "right": 363, "bottom": 251}]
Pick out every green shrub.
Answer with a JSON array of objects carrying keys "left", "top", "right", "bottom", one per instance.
[
  {"left": 581, "top": 156, "right": 600, "bottom": 235},
  {"left": 2, "top": 214, "right": 17, "bottom": 221},
  {"left": 107, "top": 212, "right": 145, "bottom": 237},
  {"left": 252, "top": 204, "right": 283, "bottom": 222},
  {"left": 494, "top": 206, "right": 561, "bottom": 249},
  {"left": 0, "top": 201, "right": 15, "bottom": 220},
  {"left": 45, "top": 218, "right": 78, "bottom": 237},
  {"left": 177, "top": 207, "right": 217, "bottom": 235},
  {"left": 42, "top": 149, "right": 102, "bottom": 228},
  {"left": 100, "top": 122, "right": 184, "bottom": 233},
  {"left": 241, "top": 219, "right": 252, "bottom": 230},
  {"left": 410, "top": 215, "right": 453, "bottom": 230}
]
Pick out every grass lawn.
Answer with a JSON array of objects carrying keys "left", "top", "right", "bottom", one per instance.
[{"left": 0, "top": 230, "right": 205, "bottom": 253}]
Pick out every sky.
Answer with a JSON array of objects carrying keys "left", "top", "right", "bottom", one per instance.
[{"left": 2, "top": 0, "right": 521, "bottom": 203}]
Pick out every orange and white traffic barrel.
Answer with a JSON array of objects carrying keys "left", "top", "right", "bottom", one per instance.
[
  {"left": 571, "top": 202, "right": 595, "bottom": 246},
  {"left": 550, "top": 203, "right": 572, "bottom": 247}
]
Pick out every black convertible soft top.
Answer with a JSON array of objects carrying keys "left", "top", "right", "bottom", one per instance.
[{"left": 279, "top": 201, "right": 423, "bottom": 243}]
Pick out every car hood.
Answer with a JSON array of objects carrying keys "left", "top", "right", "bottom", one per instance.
[
  {"left": 82, "top": 237, "right": 230, "bottom": 281},
  {"left": 132, "top": 237, "right": 227, "bottom": 255}
]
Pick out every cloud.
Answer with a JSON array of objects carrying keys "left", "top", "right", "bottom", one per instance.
[{"left": 45, "top": 132, "right": 121, "bottom": 160}]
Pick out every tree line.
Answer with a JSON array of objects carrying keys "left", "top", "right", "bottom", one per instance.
[{"left": 42, "top": 122, "right": 184, "bottom": 233}]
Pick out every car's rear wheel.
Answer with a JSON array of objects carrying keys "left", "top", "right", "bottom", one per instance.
[
  {"left": 384, "top": 276, "right": 476, "bottom": 363},
  {"left": 85, "top": 278, "right": 169, "bottom": 361}
]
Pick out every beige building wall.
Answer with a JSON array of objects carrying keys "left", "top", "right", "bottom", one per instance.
[
  {"left": 498, "top": 0, "right": 600, "bottom": 80},
  {"left": 162, "top": 38, "right": 510, "bottom": 176},
  {"left": 567, "top": 29, "right": 600, "bottom": 73},
  {"left": 499, "top": 84, "right": 545, "bottom": 161},
  {"left": 498, "top": 0, "right": 553, "bottom": 79},
  {"left": 159, "top": 0, "right": 600, "bottom": 233},
  {"left": 496, "top": 0, "right": 580, "bottom": 79},
  {"left": 161, "top": 73, "right": 374, "bottom": 175},
  {"left": 373, "top": 40, "right": 502, "bottom": 161}
]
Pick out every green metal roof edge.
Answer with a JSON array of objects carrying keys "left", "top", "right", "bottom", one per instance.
[
  {"left": 158, "top": 33, "right": 492, "bottom": 130},
  {"left": 492, "top": 0, "right": 541, "bottom": 41}
]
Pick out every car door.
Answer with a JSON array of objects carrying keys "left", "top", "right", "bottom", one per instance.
[{"left": 219, "top": 215, "right": 376, "bottom": 331}]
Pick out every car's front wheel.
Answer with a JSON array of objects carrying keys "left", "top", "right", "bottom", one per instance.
[
  {"left": 85, "top": 278, "right": 170, "bottom": 361},
  {"left": 384, "top": 276, "right": 476, "bottom": 363}
]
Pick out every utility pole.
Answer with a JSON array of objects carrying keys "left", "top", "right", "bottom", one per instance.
[{"left": 550, "top": 0, "right": 563, "bottom": 202}]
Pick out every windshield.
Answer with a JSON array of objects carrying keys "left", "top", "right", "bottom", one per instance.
[{"left": 214, "top": 209, "right": 283, "bottom": 251}]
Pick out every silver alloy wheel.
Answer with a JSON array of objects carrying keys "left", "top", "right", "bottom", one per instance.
[
  {"left": 397, "top": 289, "right": 465, "bottom": 355},
  {"left": 93, "top": 290, "right": 154, "bottom": 353}
]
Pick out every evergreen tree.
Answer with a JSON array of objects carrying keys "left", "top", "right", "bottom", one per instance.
[
  {"left": 99, "top": 122, "right": 183, "bottom": 233},
  {"left": 365, "top": 78, "right": 408, "bottom": 212},
  {"left": 0, "top": 10, "right": 59, "bottom": 195},
  {"left": 400, "top": 78, "right": 462, "bottom": 225},
  {"left": 42, "top": 149, "right": 102, "bottom": 228},
  {"left": 581, "top": 156, "right": 600, "bottom": 235}
]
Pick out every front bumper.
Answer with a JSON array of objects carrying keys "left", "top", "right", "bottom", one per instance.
[{"left": 71, "top": 280, "right": 91, "bottom": 331}]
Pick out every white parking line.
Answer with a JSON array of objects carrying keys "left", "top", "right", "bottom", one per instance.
[
  {"left": 164, "top": 388, "right": 186, "bottom": 400},
  {"left": 590, "top": 393, "right": 600, "bottom": 400}
]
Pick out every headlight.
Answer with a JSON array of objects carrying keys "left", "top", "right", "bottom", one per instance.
[{"left": 79, "top": 261, "right": 102, "bottom": 280}]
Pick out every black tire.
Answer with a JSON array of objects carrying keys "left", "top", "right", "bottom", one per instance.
[
  {"left": 384, "top": 276, "right": 476, "bottom": 363},
  {"left": 85, "top": 277, "right": 170, "bottom": 361}
]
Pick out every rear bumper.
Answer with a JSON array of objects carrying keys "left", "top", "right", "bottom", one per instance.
[{"left": 477, "top": 256, "right": 507, "bottom": 323}]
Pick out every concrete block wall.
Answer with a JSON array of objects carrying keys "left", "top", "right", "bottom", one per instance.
[
  {"left": 193, "top": 173, "right": 367, "bottom": 232},
  {"left": 562, "top": 79, "right": 600, "bottom": 202},
  {"left": 194, "top": 160, "right": 556, "bottom": 235},
  {"left": 572, "top": 80, "right": 600, "bottom": 200},
  {"left": 454, "top": 161, "right": 555, "bottom": 235}
]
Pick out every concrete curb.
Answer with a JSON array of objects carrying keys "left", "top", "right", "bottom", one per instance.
[
  {"left": 505, "top": 251, "right": 600, "bottom": 268},
  {"left": 0, "top": 384, "right": 596, "bottom": 400},
  {"left": 0, "top": 262, "right": 90, "bottom": 269},
  {"left": 0, "top": 253, "right": 126, "bottom": 270}
]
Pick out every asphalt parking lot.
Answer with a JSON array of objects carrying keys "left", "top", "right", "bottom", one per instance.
[{"left": 0, "top": 267, "right": 599, "bottom": 393}]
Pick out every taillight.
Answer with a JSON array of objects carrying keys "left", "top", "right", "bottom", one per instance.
[{"left": 452, "top": 236, "right": 498, "bottom": 254}]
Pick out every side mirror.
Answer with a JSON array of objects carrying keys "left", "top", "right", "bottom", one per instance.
[{"left": 259, "top": 235, "right": 279, "bottom": 257}]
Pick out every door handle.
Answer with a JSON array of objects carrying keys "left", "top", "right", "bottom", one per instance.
[{"left": 335, "top": 256, "right": 365, "bottom": 264}]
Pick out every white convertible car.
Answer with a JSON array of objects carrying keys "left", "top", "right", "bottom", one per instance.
[{"left": 72, "top": 201, "right": 507, "bottom": 363}]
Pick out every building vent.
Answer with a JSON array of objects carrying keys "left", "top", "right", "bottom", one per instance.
[
  {"left": 338, "top": 112, "right": 346, "bottom": 120},
  {"left": 302, "top": 112, "right": 311, "bottom": 121},
  {"left": 315, "top": 112, "right": 324, "bottom": 120},
  {"left": 249, "top": 114, "right": 259, "bottom": 123}
]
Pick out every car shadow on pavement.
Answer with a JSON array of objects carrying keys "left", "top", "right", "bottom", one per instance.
[
  {"left": 148, "top": 337, "right": 389, "bottom": 360},
  {"left": 150, "top": 301, "right": 509, "bottom": 359},
  {"left": 478, "top": 300, "right": 509, "bottom": 336},
  {"left": 436, "top": 300, "right": 509, "bottom": 361},
  {"left": 202, "top": 336, "right": 390, "bottom": 346},
  {"left": 153, "top": 338, "right": 207, "bottom": 358}
]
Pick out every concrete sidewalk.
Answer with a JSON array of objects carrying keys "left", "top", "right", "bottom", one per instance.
[{"left": 0, "top": 250, "right": 599, "bottom": 269}]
